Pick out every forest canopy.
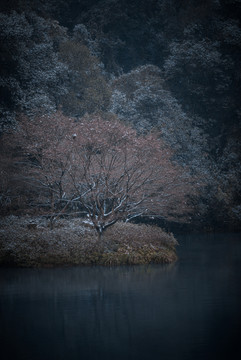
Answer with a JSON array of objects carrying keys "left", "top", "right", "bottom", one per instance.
[{"left": 0, "top": 0, "right": 241, "bottom": 231}]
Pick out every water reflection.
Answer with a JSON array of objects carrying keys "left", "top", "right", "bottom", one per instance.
[
  {"left": 1, "top": 263, "right": 176, "bottom": 298},
  {"left": 0, "top": 233, "right": 241, "bottom": 360}
]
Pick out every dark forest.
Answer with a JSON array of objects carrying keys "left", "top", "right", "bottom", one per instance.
[{"left": 0, "top": 0, "right": 241, "bottom": 232}]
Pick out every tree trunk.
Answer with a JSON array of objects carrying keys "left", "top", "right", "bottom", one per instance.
[{"left": 97, "top": 230, "right": 102, "bottom": 241}]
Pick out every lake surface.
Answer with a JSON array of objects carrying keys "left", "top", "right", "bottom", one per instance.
[{"left": 1, "top": 233, "right": 241, "bottom": 360}]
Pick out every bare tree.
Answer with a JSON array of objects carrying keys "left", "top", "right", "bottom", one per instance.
[
  {"left": 1, "top": 112, "right": 196, "bottom": 235},
  {"left": 1, "top": 112, "right": 76, "bottom": 225},
  {"left": 69, "top": 114, "right": 195, "bottom": 239}
]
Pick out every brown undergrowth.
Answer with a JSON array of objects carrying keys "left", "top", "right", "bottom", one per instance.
[{"left": 0, "top": 216, "right": 178, "bottom": 267}]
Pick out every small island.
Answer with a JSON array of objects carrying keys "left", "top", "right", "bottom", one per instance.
[
  {"left": 0, "top": 216, "right": 177, "bottom": 267},
  {"left": 0, "top": 114, "right": 190, "bottom": 268}
]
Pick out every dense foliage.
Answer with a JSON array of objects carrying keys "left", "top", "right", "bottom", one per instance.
[{"left": 1, "top": 0, "right": 240, "bottom": 230}]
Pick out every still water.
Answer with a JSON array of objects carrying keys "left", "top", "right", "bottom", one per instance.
[{"left": 1, "top": 233, "right": 241, "bottom": 360}]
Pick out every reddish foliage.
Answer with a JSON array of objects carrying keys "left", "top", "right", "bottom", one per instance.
[
  {"left": 0, "top": 112, "right": 76, "bottom": 216},
  {"left": 69, "top": 114, "right": 195, "bottom": 237},
  {"left": 0, "top": 112, "right": 197, "bottom": 235}
]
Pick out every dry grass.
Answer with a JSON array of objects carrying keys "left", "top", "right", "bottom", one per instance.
[{"left": 0, "top": 216, "right": 177, "bottom": 267}]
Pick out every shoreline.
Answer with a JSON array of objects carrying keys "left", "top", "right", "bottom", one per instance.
[{"left": 0, "top": 216, "right": 177, "bottom": 268}]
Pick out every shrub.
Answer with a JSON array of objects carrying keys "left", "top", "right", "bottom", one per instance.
[{"left": 0, "top": 217, "right": 177, "bottom": 267}]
